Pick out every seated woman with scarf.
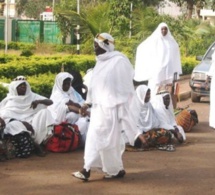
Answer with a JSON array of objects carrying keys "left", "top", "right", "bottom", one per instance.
[
  {"left": 134, "top": 85, "right": 174, "bottom": 151},
  {"left": 151, "top": 91, "right": 186, "bottom": 144},
  {"left": 0, "top": 76, "right": 55, "bottom": 157},
  {"left": 49, "top": 72, "right": 89, "bottom": 147}
]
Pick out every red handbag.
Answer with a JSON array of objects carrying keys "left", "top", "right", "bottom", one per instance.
[{"left": 46, "top": 122, "right": 81, "bottom": 152}]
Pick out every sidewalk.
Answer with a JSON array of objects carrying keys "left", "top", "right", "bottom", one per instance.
[{"left": 178, "top": 75, "right": 191, "bottom": 101}]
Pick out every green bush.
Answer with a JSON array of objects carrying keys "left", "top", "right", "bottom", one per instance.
[
  {"left": 0, "top": 84, "right": 8, "bottom": 101},
  {"left": 20, "top": 49, "right": 34, "bottom": 57}
]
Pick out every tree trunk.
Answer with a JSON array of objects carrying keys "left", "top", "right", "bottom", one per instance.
[{"left": 186, "top": 0, "right": 194, "bottom": 19}]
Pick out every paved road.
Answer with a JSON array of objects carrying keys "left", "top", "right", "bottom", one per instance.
[{"left": 0, "top": 98, "right": 215, "bottom": 195}]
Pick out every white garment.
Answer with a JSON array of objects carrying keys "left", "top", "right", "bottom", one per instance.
[
  {"left": 136, "top": 85, "right": 160, "bottom": 133},
  {"left": 134, "top": 22, "right": 182, "bottom": 96},
  {"left": 0, "top": 80, "right": 55, "bottom": 144},
  {"left": 208, "top": 51, "right": 215, "bottom": 128},
  {"left": 152, "top": 92, "right": 186, "bottom": 140},
  {"left": 49, "top": 72, "right": 89, "bottom": 143},
  {"left": 84, "top": 48, "right": 140, "bottom": 175},
  {"left": 83, "top": 68, "right": 93, "bottom": 89}
]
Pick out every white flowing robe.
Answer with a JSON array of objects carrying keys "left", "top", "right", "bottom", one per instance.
[
  {"left": 151, "top": 92, "right": 186, "bottom": 140},
  {"left": 208, "top": 51, "right": 215, "bottom": 128},
  {"left": 136, "top": 85, "right": 160, "bottom": 133},
  {"left": 0, "top": 80, "right": 55, "bottom": 144},
  {"left": 49, "top": 72, "right": 89, "bottom": 144},
  {"left": 134, "top": 22, "right": 182, "bottom": 97},
  {"left": 84, "top": 51, "right": 140, "bottom": 175}
]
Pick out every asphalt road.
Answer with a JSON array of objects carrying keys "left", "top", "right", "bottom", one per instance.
[{"left": 1, "top": 97, "right": 215, "bottom": 195}]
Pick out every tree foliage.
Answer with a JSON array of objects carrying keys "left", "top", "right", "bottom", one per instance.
[{"left": 16, "top": 0, "right": 52, "bottom": 19}]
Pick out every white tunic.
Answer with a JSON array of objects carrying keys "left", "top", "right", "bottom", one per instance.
[
  {"left": 84, "top": 51, "right": 140, "bottom": 175},
  {"left": 207, "top": 51, "right": 215, "bottom": 128},
  {"left": 151, "top": 92, "right": 186, "bottom": 140},
  {"left": 49, "top": 72, "right": 89, "bottom": 145},
  {"left": 134, "top": 22, "right": 182, "bottom": 96},
  {"left": 136, "top": 85, "right": 160, "bottom": 133},
  {"left": 0, "top": 80, "right": 55, "bottom": 144}
]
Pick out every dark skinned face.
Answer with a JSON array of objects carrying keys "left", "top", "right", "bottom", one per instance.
[
  {"left": 94, "top": 41, "right": 106, "bottom": 56},
  {"left": 163, "top": 94, "right": 170, "bottom": 109},
  {"left": 161, "top": 26, "right": 168, "bottom": 36},
  {"left": 144, "top": 89, "right": 151, "bottom": 103},
  {"left": 16, "top": 82, "right": 27, "bottom": 96},
  {"left": 62, "top": 78, "right": 72, "bottom": 92}
]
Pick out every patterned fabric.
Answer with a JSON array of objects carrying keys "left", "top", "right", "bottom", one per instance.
[
  {"left": 144, "top": 128, "right": 172, "bottom": 146},
  {"left": 134, "top": 128, "right": 172, "bottom": 149},
  {"left": 4, "top": 132, "right": 34, "bottom": 158}
]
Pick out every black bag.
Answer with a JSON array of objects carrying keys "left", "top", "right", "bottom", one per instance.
[{"left": 4, "top": 132, "right": 35, "bottom": 158}]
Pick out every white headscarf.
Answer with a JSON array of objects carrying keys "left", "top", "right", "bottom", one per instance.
[
  {"left": 152, "top": 92, "right": 176, "bottom": 130},
  {"left": 136, "top": 85, "right": 160, "bottom": 133},
  {"left": 0, "top": 78, "right": 47, "bottom": 121},
  {"left": 134, "top": 22, "right": 182, "bottom": 83},
  {"left": 50, "top": 72, "right": 84, "bottom": 110},
  {"left": 94, "top": 33, "right": 115, "bottom": 52}
]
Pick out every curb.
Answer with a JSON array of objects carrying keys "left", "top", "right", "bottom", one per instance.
[{"left": 178, "top": 91, "right": 191, "bottom": 101}]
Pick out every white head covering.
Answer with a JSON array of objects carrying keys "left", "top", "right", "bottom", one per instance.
[
  {"left": 50, "top": 72, "right": 84, "bottom": 109},
  {"left": 152, "top": 91, "right": 186, "bottom": 140},
  {"left": 94, "top": 33, "right": 115, "bottom": 52},
  {"left": 0, "top": 77, "right": 47, "bottom": 121},
  {"left": 51, "top": 72, "right": 73, "bottom": 95},
  {"left": 152, "top": 92, "right": 176, "bottom": 129},
  {"left": 136, "top": 85, "right": 160, "bottom": 133},
  {"left": 134, "top": 22, "right": 182, "bottom": 83}
]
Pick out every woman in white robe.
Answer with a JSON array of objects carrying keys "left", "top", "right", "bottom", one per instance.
[
  {"left": 49, "top": 72, "right": 89, "bottom": 146},
  {"left": 207, "top": 50, "right": 215, "bottom": 128},
  {"left": 0, "top": 76, "right": 55, "bottom": 146},
  {"left": 136, "top": 85, "right": 160, "bottom": 133},
  {"left": 134, "top": 22, "right": 182, "bottom": 97},
  {"left": 72, "top": 33, "right": 147, "bottom": 181},
  {"left": 152, "top": 92, "right": 186, "bottom": 142}
]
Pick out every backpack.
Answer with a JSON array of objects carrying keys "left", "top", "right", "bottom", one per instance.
[{"left": 45, "top": 122, "right": 81, "bottom": 152}]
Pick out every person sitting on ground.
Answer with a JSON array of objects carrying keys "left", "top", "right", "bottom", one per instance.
[
  {"left": 151, "top": 91, "right": 186, "bottom": 144},
  {"left": 49, "top": 72, "right": 89, "bottom": 147},
  {"left": 0, "top": 76, "right": 55, "bottom": 157},
  {"left": 134, "top": 85, "right": 174, "bottom": 151}
]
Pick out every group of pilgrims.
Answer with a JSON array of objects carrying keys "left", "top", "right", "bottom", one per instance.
[{"left": 0, "top": 22, "right": 188, "bottom": 181}]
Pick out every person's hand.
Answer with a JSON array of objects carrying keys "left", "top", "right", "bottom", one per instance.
[
  {"left": 22, "top": 121, "right": 35, "bottom": 135},
  {"left": 138, "top": 134, "right": 149, "bottom": 149},
  {"left": 66, "top": 100, "right": 75, "bottom": 106},
  {"left": 30, "top": 100, "right": 40, "bottom": 109},
  {"left": 79, "top": 106, "right": 90, "bottom": 117}
]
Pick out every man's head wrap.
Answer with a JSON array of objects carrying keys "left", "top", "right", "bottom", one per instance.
[{"left": 94, "top": 33, "right": 115, "bottom": 52}]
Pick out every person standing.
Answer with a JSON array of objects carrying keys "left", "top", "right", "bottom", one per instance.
[
  {"left": 134, "top": 22, "right": 182, "bottom": 99},
  {"left": 206, "top": 50, "right": 215, "bottom": 128},
  {"left": 72, "top": 33, "right": 147, "bottom": 181}
]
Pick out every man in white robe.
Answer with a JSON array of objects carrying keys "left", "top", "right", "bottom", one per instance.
[
  {"left": 134, "top": 22, "right": 182, "bottom": 97},
  {"left": 72, "top": 33, "right": 147, "bottom": 181}
]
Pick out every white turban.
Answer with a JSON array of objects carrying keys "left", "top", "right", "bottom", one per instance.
[{"left": 94, "top": 33, "right": 115, "bottom": 52}]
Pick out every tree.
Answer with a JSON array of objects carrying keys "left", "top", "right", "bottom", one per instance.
[
  {"left": 16, "top": 0, "right": 52, "bottom": 19},
  {"left": 169, "top": 0, "right": 215, "bottom": 19}
]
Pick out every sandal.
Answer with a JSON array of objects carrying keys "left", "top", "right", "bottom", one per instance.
[
  {"left": 104, "top": 170, "right": 126, "bottom": 179},
  {"left": 157, "top": 145, "right": 167, "bottom": 151},
  {"left": 166, "top": 144, "right": 175, "bottom": 152},
  {"left": 72, "top": 169, "right": 90, "bottom": 181}
]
